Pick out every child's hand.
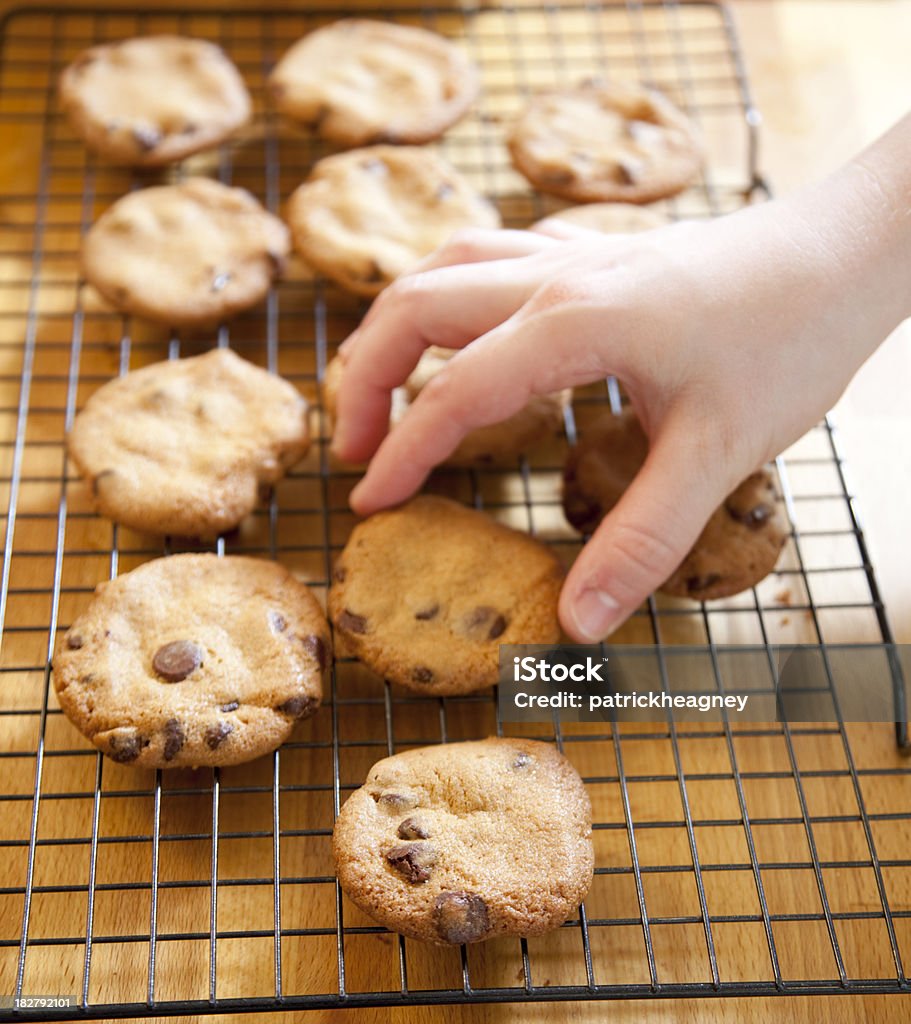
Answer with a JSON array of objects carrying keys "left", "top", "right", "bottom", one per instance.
[{"left": 332, "top": 116, "right": 911, "bottom": 642}]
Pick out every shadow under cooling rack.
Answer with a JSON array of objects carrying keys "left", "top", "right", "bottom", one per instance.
[{"left": 0, "top": 2, "right": 909, "bottom": 1019}]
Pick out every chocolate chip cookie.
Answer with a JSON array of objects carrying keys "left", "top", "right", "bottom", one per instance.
[
  {"left": 287, "top": 146, "right": 501, "bottom": 297},
  {"left": 562, "top": 409, "right": 788, "bottom": 600},
  {"left": 531, "top": 201, "right": 667, "bottom": 234},
  {"left": 509, "top": 81, "right": 702, "bottom": 204},
  {"left": 81, "top": 178, "right": 289, "bottom": 327},
  {"left": 59, "top": 36, "right": 251, "bottom": 167},
  {"left": 68, "top": 349, "right": 309, "bottom": 538},
  {"left": 53, "top": 554, "right": 329, "bottom": 769},
  {"left": 328, "top": 496, "right": 564, "bottom": 695},
  {"left": 333, "top": 738, "right": 593, "bottom": 944},
  {"left": 323, "top": 347, "right": 569, "bottom": 465},
  {"left": 269, "top": 19, "right": 478, "bottom": 147}
]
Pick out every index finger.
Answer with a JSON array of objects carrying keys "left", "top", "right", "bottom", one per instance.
[{"left": 332, "top": 258, "right": 544, "bottom": 463}]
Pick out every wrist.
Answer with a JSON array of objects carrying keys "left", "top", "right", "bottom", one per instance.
[{"left": 786, "top": 114, "right": 911, "bottom": 341}]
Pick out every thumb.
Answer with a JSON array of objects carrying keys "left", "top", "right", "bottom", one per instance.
[{"left": 559, "top": 426, "right": 727, "bottom": 642}]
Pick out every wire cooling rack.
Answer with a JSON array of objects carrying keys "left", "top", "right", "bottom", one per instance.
[{"left": 1, "top": 2, "right": 909, "bottom": 1018}]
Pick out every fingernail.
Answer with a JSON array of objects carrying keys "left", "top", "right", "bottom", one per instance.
[{"left": 570, "top": 588, "right": 621, "bottom": 642}]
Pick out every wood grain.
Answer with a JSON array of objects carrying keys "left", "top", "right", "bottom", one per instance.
[{"left": 0, "top": 2, "right": 909, "bottom": 1023}]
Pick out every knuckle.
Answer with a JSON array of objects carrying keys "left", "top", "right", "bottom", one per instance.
[
  {"left": 381, "top": 271, "right": 430, "bottom": 310},
  {"left": 419, "top": 366, "right": 457, "bottom": 405},
  {"left": 439, "top": 228, "right": 493, "bottom": 263},
  {"left": 528, "top": 274, "right": 597, "bottom": 313},
  {"left": 599, "top": 518, "right": 684, "bottom": 599}
]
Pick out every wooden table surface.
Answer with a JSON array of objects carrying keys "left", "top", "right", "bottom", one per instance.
[{"left": 0, "top": 1, "right": 909, "bottom": 1023}]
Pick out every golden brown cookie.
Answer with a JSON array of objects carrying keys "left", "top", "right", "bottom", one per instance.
[
  {"left": 328, "top": 496, "right": 565, "bottom": 696},
  {"left": 269, "top": 19, "right": 478, "bottom": 146},
  {"left": 562, "top": 409, "right": 788, "bottom": 600},
  {"left": 68, "top": 349, "right": 309, "bottom": 538},
  {"left": 531, "top": 201, "right": 667, "bottom": 234},
  {"left": 323, "top": 348, "right": 569, "bottom": 466},
  {"left": 286, "top": 146, "right": 501, "bottom": 297},
  {"left": 333, "top": 738, "right": 593, "bottom": 944},
  {"left": 53, "top": 554, "right": 329, "bottom": 769},
  {"left": 508, "top": 82, "right": 702, "bottom": 204},
  {"left": 59, "top": 36, "right": 251, "bottom": 167},
  {"left": 81, "top": 178, "right": 289, "bottom": 327}
]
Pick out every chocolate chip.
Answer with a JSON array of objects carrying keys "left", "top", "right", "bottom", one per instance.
[
  {"left": 614, "top": 159, "right": 640, "bottom": 185},
  {"left": 386, "top": 843, "right": 435, "bottom": 883},
  {"left": 433, "top": 891, "right": 489, "bottom": 944},
  {"left": 79, "top": 673, "right": 96, "bottom": 687},
  {"left": 333, "top": 566, "right": 347, "bottom": 583},
  {"left": 92, "top": 468, "right": 117, "bottom": 496},
  {"left": 377, "top": 792, "right": 418, "bottom": 812},
  {"left": 412, "top": 666, "right": 434, "bottom": 684},
  {"left": 338, "top": 609, "right": 367, "bottom": 634},
  {"left": 465, "top": 606, "right": 494, "bottom": 629},
  {"left": 370, "top": 130, "right": 401, "bottom": 145},
  {"left": 270, "top": 612, "right": 287, "bottom": 633},
  {"left": 66, "top": 633, "right": 83, "bottom": 650},
  {"left": 107, "top": 728, "right": 143, "bottom": 764},
  {"left": 181, "top": 122, "right": 198, "bottom": 135},
  {"left": 512, "top": 752, "right": 532, "bottom": 769},
  {"left": 205, "top": 721, "right": 233, "bottom": 750},
  {"left": 153, "top": 640, "right": 202, "bottom": 683},
  {"left": 144, "top": 388, "right": 168, "bottom": 408},
  {"left": 211, "top": 271, "right": 231, "bottom": 293},
  {"left": 304, "top": 103, "right": 329, "bottom": 132},
  {"left": 397, "top": 817, "right": 430, "bottom": 840},
  {"left": 162, "top": 719, "right": 185, "bottom": 762},
  {"left": 414, "top": 605, "right": 439, "bottom": 621},
  {"left": 302, "top": 634, "right": 327, "bottom": 672},
  {"left": 686, "top": 573, "right": 722, "bottom": 595},
  {"left": 564, "top": 493, "right": 603, "bottom": 533},
  {"left": 726, "top": 501, "right": 772, "bottom": 530},
  {"left": 275, "top": 695, "right": 318, "bottom": 720},
  {"left": 488, "top": 615, "right": 507, "bottom": 640},
  {"left": 359, "top": 260, "right": 384, "bottom": 284},
  {"left": 542, "top": 170, "right": 575, "bottom": 185},
  {"left": 132, "top": 124, "right": 162, "bottom": 151},
  {"left": 267, "top": 250, "right": 286, "bottom": 277},
  {"left": 220, "top": 701, "right": 239, "bottom": 713},
  {"left": 463, "top": 606, "right": 507, "bottom": 641}
]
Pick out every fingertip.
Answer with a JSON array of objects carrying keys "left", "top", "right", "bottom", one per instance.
[
  {"left": 336, "top": 330, "right": 359, "bottom": 359},
  {"left": 328, "top": 436, "right": 349, "bottom": 462},
  {"left": 559, "top": 583, "right": 625, "bottom": 643},
  {"left": 347, "top": 479, "right": 371, "bottom": 516},
  {"left": 348, "top": 476, "right": 389, "bottom": 518},
  {"left": 328, "top": 419, "right": 362, "bottom": 464}
]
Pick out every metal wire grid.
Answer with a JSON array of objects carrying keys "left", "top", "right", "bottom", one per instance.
[{"left": 0, "top": 2, "right": 909, "bottom": 1018}]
